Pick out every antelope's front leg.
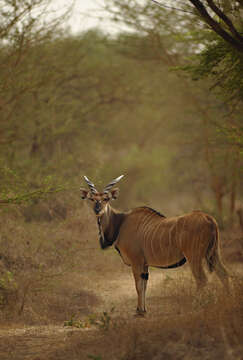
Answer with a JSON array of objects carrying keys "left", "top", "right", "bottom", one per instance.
[{"left": 132, "top": 265, "right": 149, "bottom": 316}]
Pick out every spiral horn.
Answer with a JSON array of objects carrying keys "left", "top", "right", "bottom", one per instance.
[
  {"left": 103, "top": 175, "right": 124, "bottom": 193},
  {"left": 83, "top": 176, "right": 98, "bottom": 194}
]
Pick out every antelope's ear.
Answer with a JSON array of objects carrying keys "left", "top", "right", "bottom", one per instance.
[
  {"left": 80, "top": 188, "right": 89, "bottom": 199},
  {"left": 110, "top": 188, "right": 119, "bottom": 200}
]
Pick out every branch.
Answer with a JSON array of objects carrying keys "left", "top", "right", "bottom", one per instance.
[
  {"left": 206, "top": 0, "right": 243, "bottom": 42},
  {"left": 0, "top": 7, "right": 31, "bottom": 38},
  {"left": 188, "top": 0, "right": 243, "bottom": 52},
  {"left": 151, "top": 0, "right": 195, "bottom": 15},
  {"left": 0, "top": 187, "right": 64, "bottom": 205}
]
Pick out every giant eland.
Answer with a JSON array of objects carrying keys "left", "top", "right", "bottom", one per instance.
[{"left": 80, "top": 175, "right": 229, "bottom": 315}]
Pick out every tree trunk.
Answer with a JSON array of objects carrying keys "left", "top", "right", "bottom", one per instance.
[
  {"left": 237, "top": 208, "right": 243, "bottom": 233},
  {"left": 229, "top": 150, "right": 240, "bottom": 226}
]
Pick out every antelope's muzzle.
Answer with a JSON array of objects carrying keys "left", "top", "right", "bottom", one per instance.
[{"left": 94, "top": 201, "right": 102, "bottom": 215}]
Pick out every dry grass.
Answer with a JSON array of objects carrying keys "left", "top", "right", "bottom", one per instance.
[
  {"left": 44, "top": 276, "right": 243, "bottom": 360},
  {"left": 1, "top": 276, "right": 240, "bottom": 360},
  {"left": 0, "top": 203, "right": 243, "bottom": 359}
]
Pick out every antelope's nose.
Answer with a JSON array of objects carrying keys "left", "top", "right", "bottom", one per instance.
[{"left": 94, "top": 201, "right": 101, "bottom": 214}]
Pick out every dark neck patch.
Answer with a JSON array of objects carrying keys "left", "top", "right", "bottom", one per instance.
[
  {"left": 98, "top": 210, "right": 125, "bottom": 249},
  {"left": 103, "top": 212, "right": 125, "bottom": 245}
]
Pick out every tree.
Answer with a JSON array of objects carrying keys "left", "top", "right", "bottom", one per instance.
[
  {"left": 149, "top": 1, "right": 243, "bottom": 105},
  {"left": 0, "top": 0, "right": 72, "bottom": 146},
  {"left": 103, "top": 0, "right": 243, "bottom": 223},
  {"left": 151, "top": 0, "right": 243, "bottom": 52},
  {"left": 187, "top": 0, "right": 243, "bottom": 53},
  {"left": 0, "top": 0, "right": 72, "bottom": 205}
]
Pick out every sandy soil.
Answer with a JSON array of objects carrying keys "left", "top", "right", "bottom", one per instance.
[
  {"left": 0, "top": 263, "right": 242, "bottom": 360},
  {"left": 0, "top": 266, "right": 186, "bottom": 359}
]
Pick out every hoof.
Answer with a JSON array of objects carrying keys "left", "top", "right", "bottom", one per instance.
[
  {"left": 134, "top": 309, "right": 146, "bottom": 317},
  {"left": 134, "top": 312, "right": 145, "bottom": 318}
]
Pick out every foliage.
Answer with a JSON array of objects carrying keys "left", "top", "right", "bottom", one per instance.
[
  {"left": 87, "top": 355, "right": 102, "bottom": 360},
  {"left": 0, "top": 271, "right": 17, "bottom": 308},
  {"left": 102, "top": 0, "right": 243, "bottom": 222},
  {"left": 186, "top": 0, "right": 243, "bottom": 53},
  {"left": 0, "top": 0, "right": 71, "bottom": 205},
  {"left": 0, "top": 0, "right": 242, "bottom": 220},
  {"left": 64, "top": 308, "right": 115, "bottom": 331},
  {"left": 0, "top": 166, "right": 65, "bottom": 205},
  {"left": 180, "top": 31, "right": 243, "bottom": 106},
  {"left": 0, "top": 5, "right": 242, "bottom": 357}
]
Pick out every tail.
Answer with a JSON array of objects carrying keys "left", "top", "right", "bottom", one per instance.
[
  {"left": 206, "top": 218, "right": 229, "bottom": 290},
  {"left": 206, "top": 220, "right": 219, "bottom": 272}
]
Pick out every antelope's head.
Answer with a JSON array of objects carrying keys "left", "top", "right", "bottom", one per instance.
[{"left": 80, "top": 175, "right": 124, "bottom": 217}]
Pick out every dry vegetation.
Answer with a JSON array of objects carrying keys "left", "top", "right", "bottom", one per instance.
[
  {"left": 0, "top": 1, "right": 242, "bottom": 359},
  {"left": 0, "top": 200, "right": 243, "bottom": 360}
]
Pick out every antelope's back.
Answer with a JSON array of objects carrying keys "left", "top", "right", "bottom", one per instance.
[{"left": 116, "top": 208, "right": 217, "bottom": 267}]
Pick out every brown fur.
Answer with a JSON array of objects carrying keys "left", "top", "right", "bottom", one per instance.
[
  {"left": 109, "top": 206, "right": 228, "bottom": 313},
  {"left": 81, "top": 188, "right": 229, "bottom": 315}
]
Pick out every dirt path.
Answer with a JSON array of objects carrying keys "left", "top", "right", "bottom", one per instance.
[
  {"left": 0, "top": 264, "right": 241, "bottom": 360},
  {"left": 0, "top": 325, "right": 88, "bottom": 360},
  {"left": 0, "top": 267, "right": 183, "bottom": 359}
]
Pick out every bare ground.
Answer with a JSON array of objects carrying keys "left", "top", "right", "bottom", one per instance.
[{"left": 0, "top": 262, "right": 243, "bottom": 360}]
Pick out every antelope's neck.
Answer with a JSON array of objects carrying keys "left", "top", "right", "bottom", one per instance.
[{"left": 100, "top": 205, "right": 125, "bottom": 244}]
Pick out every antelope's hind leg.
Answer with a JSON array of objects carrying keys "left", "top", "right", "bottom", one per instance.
[
  {"left": 212, "top": 252, "right": 230, "bottom": 291},
  {"left": 132, "top": 264, "right": 149, "bottom": 316},
  {"left": 187, "top": 256, "right": 208, "bottom": 290}
]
